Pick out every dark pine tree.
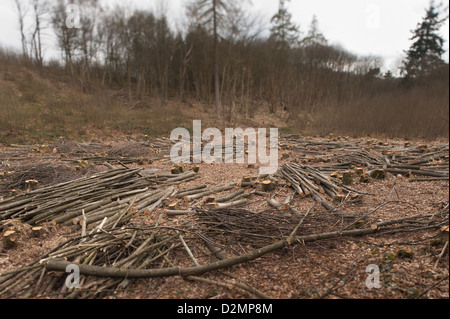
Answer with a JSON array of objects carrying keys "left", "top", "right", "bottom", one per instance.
[
  {"left": 402, "top": 1, "right": 448, "bottom": 79},
  {"left": 269, "top": 0, "right": 300, "bottom": 51}
]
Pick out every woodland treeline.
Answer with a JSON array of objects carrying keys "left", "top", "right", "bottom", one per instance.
[{"left": 7, "top": 0, "right": 450, "bottom": 138}]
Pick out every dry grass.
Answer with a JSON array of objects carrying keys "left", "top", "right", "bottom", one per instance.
[
  {"left": 0, "top": 49, "right": 448, "bottom": 144},
  {"left": 0, "top": 70, "right": 191, "bottom": 144},
  {"left": 0, "top": 64, "right": 284, "bottom": 145},
  {"left": 309, "top": 82, "right": 449, "bottom": 139}
]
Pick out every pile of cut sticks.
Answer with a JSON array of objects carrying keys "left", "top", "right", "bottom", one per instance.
[
  {"left": 0, "top": 168, "right": 191, "bottom": 230},
  {"left": 0, "top": 224, "right": 185, "bottom": 298},
  {"left": 277, "top": 163, "right": 365, "bottom": 210}
]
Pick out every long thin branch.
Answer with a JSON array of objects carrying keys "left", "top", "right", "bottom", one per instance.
[{"left": 415, "top": 275, "right": 449, "bottom": 299}]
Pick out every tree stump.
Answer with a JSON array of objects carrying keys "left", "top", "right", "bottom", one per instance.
[
  {"left": 25, "top": 180, "right": 39, "bottom": 192},
  {"left": 2, "top": 231, "right": 18, "bottom": 250},
  {"left": 360, "top": 173, "right": 371, "bottom": 183},
  {"left": 342, "top": 171, "right": 354, "bottom": 186},
  {"left": 262, "top": 181, "right": 273, "bottom": 192},
  {"left": 370, "top": 169, "right": 386, "bottom": 180},
  {"left": 31, "top": 227, "right": 44, "bottom": 238},
  {"left": 205, "top": 196, "right": 216, "bottom": 204}
]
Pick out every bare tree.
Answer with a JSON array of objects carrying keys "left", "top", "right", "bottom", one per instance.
[
  {"left": 51, "top": 0, "right": 78, "bottom": 75},
  {"left": 13, "top": 0, "right": 29, "bottom": 60},
  {"left": 30, "top": 0, "right": 44, "bottom": 67},
  {"left": 75, "top": 0, "right": 101, "bottom": 90}
]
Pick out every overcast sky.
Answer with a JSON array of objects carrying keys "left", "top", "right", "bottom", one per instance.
[{"left": 0, "top": 0, "right": 449, "bottom": 72}]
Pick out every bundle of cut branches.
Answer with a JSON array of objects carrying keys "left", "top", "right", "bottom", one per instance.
[
  {"left": 0, "top": 162, "right": 97, "bottom": 195},
  {"left": 0, "top": 168, "right": 179, "bottom": 230},
  {"left": 279, "top": 136, "right": 448, "bottom": 181},
  {"left": 0, "top": 144, "right": 59, "bottom": 162},
  {"left": 279, "top": 136, "right": 365, "bottom": 154},
  {"left": 144, "top": 171, "right": 200, "bottom": 186},
  {"left": 53, "top": 139, "right": 168, "bottom": 165},
  {"left": 0, "top": 224, "right": 185, "bottom": 299},
  {"left": 107, "top": 141, "right": 152, "bottom": 158},
  {"left": 276, "top": 163, "right": 364, "bottom": 211},
  {"left": 386, "top": 148, "right": 449, "bottom": 179},
  {"left": 330, "top": 150, "right": 387, "bottom": 168},
  {"left": 51, "top": 139, "right": 107, "bottom": 156},
  {"left": 192, "top": 207, "right": 301, "bottom": 248}
]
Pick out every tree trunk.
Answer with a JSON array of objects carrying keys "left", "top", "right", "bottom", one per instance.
[{"left": 213, "top": 0, "right": 222, "bottom": 118}]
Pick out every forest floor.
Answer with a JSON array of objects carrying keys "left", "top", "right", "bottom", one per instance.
[{"left": 0, "top": 134, "right": 448, "bottom": 300}]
